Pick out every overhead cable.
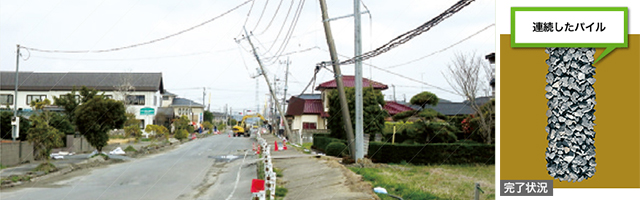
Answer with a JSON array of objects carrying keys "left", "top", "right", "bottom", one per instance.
[
  {"left": 339, "top": 0, "right": 476, "bottom": 65},
  {"left": 386, "top": 23, "right": 494, "bottom": 69}
]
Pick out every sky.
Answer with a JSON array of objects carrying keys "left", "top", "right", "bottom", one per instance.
[{"left": 0, "top": 0, "right": 495, "bottom": 114}]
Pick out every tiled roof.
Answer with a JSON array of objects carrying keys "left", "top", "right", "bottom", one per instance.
[
  {"left": 303, "top": 99, "right": 324, "bottom": 114},
  {"left": 171, "top": 97, "right": 204, "bottom": 108},
  {"left": 315, "top": 75, "right": 388, "bottom": 91},
  {"left": 286, "top": 97, "right": 328, "bottom": 117},
  {"left": 383, "top": 101, "right": 415, "bottom": 116},
  {"left": 0, "top": 71, "right": 163, "bottom": 91}
]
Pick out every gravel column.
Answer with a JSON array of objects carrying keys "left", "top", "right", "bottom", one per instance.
[{"left": 544, "top": 47, "right": 596, "bottom": 182}]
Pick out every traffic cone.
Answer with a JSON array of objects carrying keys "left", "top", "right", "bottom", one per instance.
[
  {"left": 282, "top": 139, "right": 288, "bottom": 150},
  {"left": 274, "top": 141, "right": 279, "bottom": 151},
  {"left": 256, "top": 145, "right": 261, "bottom": 155},
  {"left": 228, "top": 133, "right": 231, "bottom": 138},
  {"left": 253, "top": 143, "right": 256, "bottom": 151}
]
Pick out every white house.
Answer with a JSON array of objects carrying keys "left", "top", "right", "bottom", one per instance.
[{"left": 0, "top": 71, "right": 165, "bottom": 130}]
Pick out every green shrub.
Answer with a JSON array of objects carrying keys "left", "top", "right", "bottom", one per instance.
[
  {"left": 326, "top": 142, "right": 348, "bottom": 157},
  {"left": 275, "top": 186, "right": 288, "bottom": 197},
  {"left": 312, "top": 135, "right": 346, "bottom": 152},
  {"left": 124, "top": 145, "right": 137, "bottom": 152},
  {"left": 368, "top": 142, "right": 494, "bottom": 165},
  {"left": 186, "top": 125, "right": 195, "bottom": 133},
  {"left": 174, "top": 129, "right": 189, "bottom": 140}
]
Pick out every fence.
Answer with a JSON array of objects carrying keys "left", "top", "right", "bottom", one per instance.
[
  {"left": 66, "top": 135, "right": 94, "bottom": 153},
  {"left": 0, "top": 141, "right": 34, "bottom": 167},
  {"left": 288, "top": 129, "right": 329, "bottom": 145}
]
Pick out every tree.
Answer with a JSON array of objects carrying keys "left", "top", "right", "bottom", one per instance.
[
  {"left": 27, "top": 112, "right": 64, "bottom": 161},
  {"left": 410, "top": 91, "right": 439, "bottom": 109},
  {"left": 1, "top": 111, "right": 30, "bottom": 140},
  {"left": 327, "top": 87, "right": 387, "bottom": 140},
  {"left": 443, "top": 52, "right": 494, "bottom": 144},
  {"left": 145, "top": 124, "right": 169, "bottom": 141},
  {"left": 54, "top": 86, "right": 101, "bottom": 127},
  {"left": 123, "top": 113, "right": 142, "bottom": 140},
  {"left": 203, "top": 111, "right": 214, "bottom": 123},
  {"left": 172, "top": 115, "right": 191, "bottom": 140},
  {"left": 74, "top": 95, "right": 126, "bottom": 152}
]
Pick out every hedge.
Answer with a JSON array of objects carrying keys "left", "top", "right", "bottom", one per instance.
[
  {"left": 313, "top": 135, "right": 347, "bottom": 152},
  {"left": 367, "top": 142, "right": 494, "bottom": 165}
]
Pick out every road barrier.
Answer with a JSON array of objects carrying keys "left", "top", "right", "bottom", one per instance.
[{"left": 253, "top": 132, "right": 277, "bottom": 199}]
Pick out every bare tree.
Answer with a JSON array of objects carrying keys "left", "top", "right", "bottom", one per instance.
[
  {"left": 444, "top": 52, "right": 494, "bottom": 144},
  {"left": 113, "top": 73, "right": 136, "bottom": 109}
]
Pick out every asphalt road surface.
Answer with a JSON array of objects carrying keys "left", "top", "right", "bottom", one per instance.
[{"left": 1, "top": 132, "right": 258, "bottom": 200}]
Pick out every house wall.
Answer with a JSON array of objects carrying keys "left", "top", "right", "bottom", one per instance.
[
  {"left": 161, "top": 96, "right": 174, "bottom": 108},
  {"left": 172, "top": 106, "right": 205, "bottom": 123},
  {"left": 0, "top": 90, "right": 162, "bottom": 133}
]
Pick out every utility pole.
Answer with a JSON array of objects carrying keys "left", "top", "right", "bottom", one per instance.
[
  {"left": 12, "top": 45, "right": 20, "bottom": 141},
  {"left": 243, "top": 27, "right": 293, "bottom": 138},
  {"left": 273, "top": 75, "right": 278, "bottom": 121},
  {"left": 392, "top": 84, "right": 396, "bottom": 102},
  {"left": 353, "top": 0, "right": 364, "bottom": 161},
  {"left": 281, "top": 57, "right": 290, "bottom": 119},
  {"left": 203, "top": 87, "right": 206, "bottom": 111},
  {"left": 319, "top": 0, "right": 356, "bottom": 160}
]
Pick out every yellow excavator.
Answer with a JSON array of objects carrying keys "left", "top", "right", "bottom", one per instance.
[{"left": 232, "top": 114, "right": 267, "bottom": 137}]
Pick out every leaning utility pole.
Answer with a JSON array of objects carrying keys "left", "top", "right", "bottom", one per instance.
[
  {"left": 243, "top": 27, "right": 293, "bottom": 138},
  {"left": 353, "top": 0, "right": 364, "bottom": 161},
  {"left": 319, "top": 0, "right": 356, "bottom": 160}
]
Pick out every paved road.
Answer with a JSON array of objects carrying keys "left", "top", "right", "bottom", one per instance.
[{"left": 1, "top": 132, "right": 258, "bottom": 200}]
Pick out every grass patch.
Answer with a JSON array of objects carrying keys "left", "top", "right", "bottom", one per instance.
[
  {"left": 293, "top": 142, "right": 313, "bottom": 154},
  {"left": 274, "top": 167, "right": 283, "bottom": 177},
  {"left": 33, "top": 162, "right": 57, "bottom": 173},
  {"left": 0, "top": 164, "right": 6, "bottom": 170},
  {"left": 141, "top": 138, "right": 151, "bottom": 142},
  {"left": 90, "top": 153, "right": 110, "bottom": 160},
  {"left": 349, "top": 164, "right": 495, "bottom": 200},
  {"left": 124, "top": 145, "right": 137, "bottom": 152}
]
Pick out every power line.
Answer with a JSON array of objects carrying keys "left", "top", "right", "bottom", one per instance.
[
  {"left": 339, "top": 0, "right": 476, "bottom": 65},
  {"left": 318, "top": 48, "right": 457, "bottom": 95},
  {"left": 256, "top": 0, "right": 284, "bottom": 35},
  {"left": 251, "top": 0, "right": 270, "bottom": 31},
  {"left": 242, "top": 0, "right": 257, "bottom": 27},
  {"left": 263, "top": 0, "right": 306, "bottom": 65},
  {"left": 29, "top": 47, "right": 238, "bottom": 61},
  {"left": 21, "top": 0, "right": 255, "bottom": 53},
  {"left": 386, "top": 23, "right": 494, "bottom": 69},
  {"left": 264, "top": 0, "right": 296, "bottom": 53}
]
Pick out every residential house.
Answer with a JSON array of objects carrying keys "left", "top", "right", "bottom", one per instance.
[
  {"left": 161, "top": 90, "right": 204, "bottom": 123},
  {"left": 0, "top": 71, "right": 164, "bottom": 129},
  {"left": 285, "top": 94, "right": 328, "bottom": 131},
  {"left": 315, "top": 75, "right": 389, "bottom": 114}
]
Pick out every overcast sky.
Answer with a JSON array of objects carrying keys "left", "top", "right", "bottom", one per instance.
[{"left": 0, "top": 0, "right": 495, "bottom": 113}]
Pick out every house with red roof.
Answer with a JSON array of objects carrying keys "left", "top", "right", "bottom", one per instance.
[
  {"left": 314, "top": 75, "right": 389, "bottom": 114},
  {"left": 285, "top": 94, "right": 328, "bottom": 131}
]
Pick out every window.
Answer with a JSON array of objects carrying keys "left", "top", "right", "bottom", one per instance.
[
  {"left": 26, "top": 95, "right": 47, "bottom": 104},
  {"left": 154, "top": 95, "right": 157, "bottom": 106},
  {"left": 1, "top": 94, "right": 13, "bottom": 105},
  {"left": 139, "top": 120, "right": 145, "bottom": 129},
  {"left": 104, "top": 95, "right": 113, "bottom": 99},
  {"left": 303, "top": 122, "right": 317, "bottom": 130},
  {"left": 162, "top": 96, "right": 169, "bottom": 100},
  {"left": 126, "top": 95, "right": 145, "bottom": 105}
]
